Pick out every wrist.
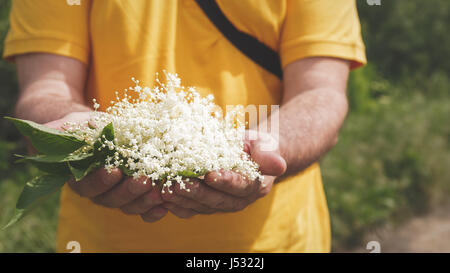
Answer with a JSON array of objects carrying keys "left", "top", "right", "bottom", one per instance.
[{"left": 15, "top": 97, "right": 91, "bottom": 124}]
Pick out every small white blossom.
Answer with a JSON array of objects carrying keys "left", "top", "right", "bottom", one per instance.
[{"left": 65, "top": 72, "right": 264, "bottom": 192}]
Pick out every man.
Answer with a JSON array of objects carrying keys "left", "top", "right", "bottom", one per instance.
[{"left": 4, "top": 0, "right": 366, "bottom": 252}]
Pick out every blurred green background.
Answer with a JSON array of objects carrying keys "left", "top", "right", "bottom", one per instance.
[{"left": 0, "top": 0, "right": 449, "bottom": 252}]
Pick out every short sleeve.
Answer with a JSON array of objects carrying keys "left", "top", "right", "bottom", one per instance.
[
  {"left": 280, "top": 0, "right": 367, "bottom": 70},
  {"left": 3, "top": 0, "right": 91, "bottom": 64}
]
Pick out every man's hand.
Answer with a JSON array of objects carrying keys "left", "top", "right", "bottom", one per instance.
[
  {"left": 44, "top": 111, "right": 169, "bottom": 223},
  {"left": 161, "top": 131, "right": 287, "bottom": 219},
  {"left": 47, "top": 112, "right": 284, "bottom": 222},
  {"left": 16, "top": 53, "right": 349, "bottom": 223},
  {"left": 161, "top": 57, "right": 350, "bottom": 219}
]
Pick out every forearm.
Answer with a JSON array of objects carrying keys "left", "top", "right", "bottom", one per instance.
[
  {"left": 14, "top": 53, "right": 90, "bottom": 124},
  {"left": 271, "top": 87, "right": 348, "bottom": 175},
  {"left": 15, "top": 88, "right": 91, "bottom": 124},
  {"left": 258, "top": 57, "right": 350, "bottom": 176}
]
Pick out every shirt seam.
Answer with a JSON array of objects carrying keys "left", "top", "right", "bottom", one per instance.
[{"left": 4, "top": 37, "right": 89, "bottom": 55}]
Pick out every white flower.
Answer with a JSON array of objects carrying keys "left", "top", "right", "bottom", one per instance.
[{"left": 65, "top": 72, "right": 264, "bottom": 193}]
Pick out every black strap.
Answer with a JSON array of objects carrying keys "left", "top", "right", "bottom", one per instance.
[{"left": 195, "top": 0, "right": 283, "bottom": 79}]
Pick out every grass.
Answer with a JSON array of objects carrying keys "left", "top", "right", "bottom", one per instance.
[{"left": 0, "top": 141, "right": 60, "bottom": 252}]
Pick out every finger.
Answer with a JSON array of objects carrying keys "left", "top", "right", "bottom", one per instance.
[
  {"left": 244, "top": 134, "right": 287, "bottom": 176},
  {"left": 253, "top": 149, "right": 287, "bottom": 176},
  {"left": 68, "top": 168, "right": 123, "bottom": 198},
  {"left": 45, "top": 112, "right": 94, "bottom": 131},
  {"left": 120, "top": 188, "right": 164, "bottom": 215},
  {"left": 141, "top": 205, "right": 168, "bottom": 223},
  {"left": 162, "top": 190, "right": 216, "bottom": 214},
  {"left": 174, "top": 179, "right": 248, "bottom": 212},
  {"left": 163, "top": 203, "right": 198, "bottom": 219},
  {"left": 92, "top": 176, "right": 153, "bottom": 208},
  {"left": 204, "top": 170, "right": 260, "bottom": 197},
  {"left": 250, "top": 146, "right": 286, "bottom": 176}
]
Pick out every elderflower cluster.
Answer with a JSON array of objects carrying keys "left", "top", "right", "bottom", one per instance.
[{"left": 65, "top": 73, "right": 264, "bottom": 193}]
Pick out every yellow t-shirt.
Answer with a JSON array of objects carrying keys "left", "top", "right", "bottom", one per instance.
[{"left": 4, "top": 0, "right": 366, "bottom": 252}]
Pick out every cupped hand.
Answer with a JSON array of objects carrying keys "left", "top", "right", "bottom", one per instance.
[
  {"left": 45, "top": 114, "right": 286, "bottom": 222},
  {"left": 161, "top": 130, "right": 287, "bottom": 219},
  {"left": 44, "top": 111, "right": 169, "bottom": 223}
]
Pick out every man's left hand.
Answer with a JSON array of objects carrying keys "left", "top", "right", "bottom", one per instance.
[{"left": 158, "top": 131, "right": 287, "bottom": 219}]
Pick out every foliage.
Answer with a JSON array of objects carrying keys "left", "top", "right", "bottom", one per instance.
[
  {"left": 322, "top": 87, "right": 450, "bottom": 248},
  {"left": 357, "top": 0, "right": 450, "bottom": 83},
  {"left": 0, "top": 0, "right": 60, "bottom": 252},
  {"left": 0, "top": 140, "right": 60, "bottom": 252}
]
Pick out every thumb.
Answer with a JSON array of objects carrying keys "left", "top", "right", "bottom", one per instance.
[
  {"left": 45, "top": 111, "right": 95, "bottom": 131},
  {"left": 248, "top": 138, "right": 287, "bottom": 177}
]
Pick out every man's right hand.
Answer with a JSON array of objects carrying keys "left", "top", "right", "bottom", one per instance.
[
  {"left": 44, "top": 111, "right": 169, "bottom": 223},
  {"left": 15, "top": 53, "right": 168, "bottom": 223}
]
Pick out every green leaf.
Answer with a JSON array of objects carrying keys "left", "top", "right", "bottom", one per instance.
[
  {"left": 68, "top": 156, "right": 99, "bottom": 181},
  {"left": 101, "top": 122, "right": 115, "bottom": 141},
  {"left": 17, "top": 174, "right": 69, "bottom": 209},
  {"left": 15, "top": 152, "right": 94, "bottom": 176},
  {"left": 16, "top": 152, "right": 94, "bottom": 163},
  {"left": 119, "top": 165, "right": 134, "bottom": 176},
  {"left": 94, "top": 122, "right": 115, "bottom": 158},
  {"left": 2, "top": 174, "right": 70, "bottom": 229},
  {"left": 2, "top": 209, "right": 26, "bottom": 230},
  {"left": 5, "top": 117, "right": 86, "bottom": 155},
  {"left": 23, "top": 160, "right": 70, "bottom": 176},
  {"left": 67, "top": 158, "right": 100, "bottom": 181},
  {"left": 94, "top": 122, "right": 114, "bottom": 149},
  {"left": 177, "top": 170, "right": 206, "bottom": 178}
]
